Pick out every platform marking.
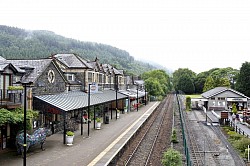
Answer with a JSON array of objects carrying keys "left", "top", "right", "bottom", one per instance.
[{"left": 88, "top": 102, "right": 160, "bottom": 166}]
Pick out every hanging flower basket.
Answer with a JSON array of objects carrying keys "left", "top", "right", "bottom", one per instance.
[{"left": 7, "top": 86, "right": 24, "bottom": 93}]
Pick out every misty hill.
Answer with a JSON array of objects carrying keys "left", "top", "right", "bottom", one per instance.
[{"left": 0, "top": 25, "right": 156, "bottom": 75}]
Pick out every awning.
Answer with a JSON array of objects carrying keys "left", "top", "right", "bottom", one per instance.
[
  {"left": 34, "top": 90, "right": 128, "bottom": 112},
  {"left": 119, "top": 89, "right": 146, "bottom": 99}
]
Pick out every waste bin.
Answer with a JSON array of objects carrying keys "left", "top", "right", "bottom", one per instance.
[{"left": 105, "top": 115, "right": 109, "bottom": 124}]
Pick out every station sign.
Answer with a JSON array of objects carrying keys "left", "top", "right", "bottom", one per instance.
[
  {"left": 221, "top": 111, "right": 229, "bottom": 119},
  {"left": 227, "top": 98, "right": 247, "bottom": 102},
  {"left": 90, "top": 82, "right": 98, "bottom": 94}
]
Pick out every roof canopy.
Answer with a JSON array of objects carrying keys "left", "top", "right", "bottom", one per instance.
[
  {"left": 201, "top": 87, "right": 250, "bottom": 99},
  {"left": 119, "top": 89, "right": 146, "bottom": 99},
  {"left": 34, "top": 90, "right": 128, "bottom": 111}
]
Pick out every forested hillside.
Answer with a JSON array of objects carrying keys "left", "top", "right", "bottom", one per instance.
[{"left": 0, "top": 25, "right": 156, "bottom": 75}]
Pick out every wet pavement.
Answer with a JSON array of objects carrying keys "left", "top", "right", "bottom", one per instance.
[{"left": 0, "top": 101, "right": 159, "bottom": 166}]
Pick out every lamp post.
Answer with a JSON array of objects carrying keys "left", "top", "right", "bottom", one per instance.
[
  {"left": 115, "top": 75, "right": 118, "bottom": 119},
  {"left": 136, "top": 84, "right": 139, "bottom": 112},
  {"left": 81, "top": 109, "right": 83, "bottom": 135},
  {"left": 21, "top": 82, "right": 32, "bottom": 166},
  {"left": 88, "top": 83, "right": 91, "bottom": 137},
  {"left": 144, "top": 86, "right": 147, "bottom": 106}
]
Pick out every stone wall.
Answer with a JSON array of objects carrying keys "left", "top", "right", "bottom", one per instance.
[{"left": 32, "top": 62, "right": 67, "bottom": 96}]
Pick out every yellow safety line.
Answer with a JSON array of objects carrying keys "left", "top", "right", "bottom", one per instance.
[{"left": 88, "top": 102, "right": 159, "bottom": 166}]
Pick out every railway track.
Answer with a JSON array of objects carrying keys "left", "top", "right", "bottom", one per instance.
[
  {"left": 186, "top": 109, "right": 246, "bottom": 166},
  {"left": 117, "top": 94, "right": 174, "bottom": 166},
  {"left": 192, "top": 110, "right": 221, "bottom": 166},
  {"left": 184, "top": 110, "right": 204, "bottom": 165}
]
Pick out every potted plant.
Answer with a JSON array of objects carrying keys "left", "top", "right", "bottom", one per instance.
[
  {"left": 124, "top": 106, "right": 128, "bottom": 114},
  {"left": 7, "top": 86, "right": 24, "bottom": 93},
  {"left": 66, "top": 131, "right": 74, "bottom": 145},
  {"left": 117, "top": 109, "right": 120, "bottom": 119},
  {"left": 96, "top": 117, "right": 102, "bottom": 130}
]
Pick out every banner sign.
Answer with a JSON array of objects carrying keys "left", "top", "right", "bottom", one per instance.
[{"left": 90, "top": 82, "right": 98, "bottom": 93}]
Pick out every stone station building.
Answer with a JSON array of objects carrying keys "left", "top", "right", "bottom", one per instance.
[{"left": 0, "top": 54, "right": 147, "bottom": 149}]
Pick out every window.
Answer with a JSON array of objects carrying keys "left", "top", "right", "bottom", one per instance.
[
  {"left": 66, "top": 74, "right": 75, "bottom": 81},
  {"left": 218, "top": 97, "right": 225, "bottom": 100},
  {"left": 212, "top": 101, "right": 215, "bottom": 106},
  {"left": 0, "top": 74, "right": 11, "bottom": 99},
  {"left": 219, "top": 101, "right": 225, "bottom": 106},
  {"left": 104, "top": 75, "right": 106, "bottom": 84},
  {"left": 88, "top": 72, "right": 92, "bottom": 82},
  {"left": 99, "top": 74, "right": 103, "bottom": 83}
]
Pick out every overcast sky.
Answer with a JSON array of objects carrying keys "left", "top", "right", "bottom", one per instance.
[{"left": 1, "top": 0, "right": 250, "bottom": 73}]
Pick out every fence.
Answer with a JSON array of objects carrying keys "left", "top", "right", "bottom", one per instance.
[
  {"left": 228, "top": 120, "right": 250, "bottom": 138},
  {"left": 176, "top": 93, "right": 192, "bottom": 166}
]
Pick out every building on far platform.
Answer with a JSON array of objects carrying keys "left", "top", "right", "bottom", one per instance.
[{"left": 201, "top": 87, "right": 250, "bottom": 112}]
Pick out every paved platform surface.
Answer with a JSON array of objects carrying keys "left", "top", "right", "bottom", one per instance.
[{"left": 0, "top": 101, "right": 159, "bottom": 166}]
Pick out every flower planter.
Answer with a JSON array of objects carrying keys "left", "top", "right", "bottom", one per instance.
[
  {"left": 7, "top": 89, "right": 23, "bottom": 94},
  {"left": 96, "top": 122, "right": 101, "bottom": 129},
  {"left": 66, "top": 135, "right": 74, "bottom": 145}
]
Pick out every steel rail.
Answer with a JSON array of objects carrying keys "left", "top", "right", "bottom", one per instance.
[
  {"left": 145, "top": 94, "right": 173, "bottom": 166},
  {"left": 124, "top": 95, "right": 170, "bottom": 166},
  {"left": 192, "top": 110, "right": 221, "bottom": 166}
]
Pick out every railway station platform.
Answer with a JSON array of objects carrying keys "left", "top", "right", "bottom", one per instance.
[
  {"left": 0, "top": 101, "right": 160, "bottom": 166},
  {"left": 206, "top": 110, "right": 250, "bottom": 137}
]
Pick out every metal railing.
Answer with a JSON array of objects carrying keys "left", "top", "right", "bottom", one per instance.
[
  {"left": 176, "top": 93, "right": 192, "bottom": 166},
  {"left": 0, "top": 89, "right": 22, "bottom": 108}
]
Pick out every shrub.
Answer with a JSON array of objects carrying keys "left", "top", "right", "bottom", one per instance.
[
  {"left": 234, "top": 137, "right": 250, "bottom": 153},
  {"left": 66, "top": 131, "right": 74, "bottom": 136},
  {"left": 222, "top": 126, "right": 234, "bottom": 131},
  {"left": 186, "top": 96, "right": 191, "bottom": 111},
  {"left": 162, "top": 148, "right": 182, "bottom": 166},
  {"left": 171, "top": 129, "right": 179, "bottom": 143},
  {"left": 96, "top": 117, "right": 101, "bottom": 123},
  {"left": 228, "top": 131, "right": 243, "bottom": 141}
]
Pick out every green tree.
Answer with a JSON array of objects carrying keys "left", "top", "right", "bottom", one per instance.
[
  {"left": 236, "top": 62, "right": 250, "bottom": 97},
  {"left": 142, "top": 69, "right": 172, "bottom": 97},
  {"left": 203, "top": 76, "right": 215, "bottom": 92},
  {"left": 173, "top": 68, "right": 196, "bottom": 93},
  {"left": 0, "top": 25, "right": 158, "bottom": 76},
  {"left": 162, "top": 148, "right": 182, "bottom": 166},
  {"left": 218, "top": 77, "right": 230, "bottom": 87},
  {"left": 194, "top": 72, "right": 208, "bottom": 94},
  {"left": 210, "top": 67, "right": 239, "bottom": 88},
  {"left": 177, "top": 74, "right": 195, "bottom": 94}
]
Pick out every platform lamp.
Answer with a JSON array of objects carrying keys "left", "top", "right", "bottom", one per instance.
[
  {"left": 144, "top": 85, "right": 147, "bottom": 106},
  {"left": 115, "top": 74, "right": 118, "bottom": 119},
  {"left": 87, "top": 83, "right": 92, "bottom": 137},
  {"left": 136, "top": 84, "right": 139, "bottom": 112},
  {"left": 21, "top": 81, "right": 33, "bottom": 166}
]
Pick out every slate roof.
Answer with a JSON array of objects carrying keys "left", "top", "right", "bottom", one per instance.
[
  {"left": 0, "top": 57, "right": 25, "bottom": 73},
  {"left": 102, "top": 64, "right": 122, "bottom": 75},
  {"left": 34, "top": 90, "right": 128, "bottom": 111},
  {"left": 6, "top": 59, "right": 52, "bottom": 83},
  {"left": 201, "top": 87, "right": 250, "bottom": 99},
  {"left": 54, "top": 54, "right": 92, "bottom": 69},
  {"left": 0, "top": 63, "right": 9, "bottom": 72}
]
